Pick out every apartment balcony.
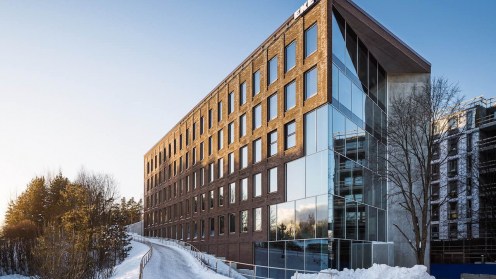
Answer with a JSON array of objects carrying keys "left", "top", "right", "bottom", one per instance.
[
  {"left": 479, "top": 135, "right": 496, "bottom": 151},
  {"left": 479, "top": 113, "right": 496, "bottom": 130}
]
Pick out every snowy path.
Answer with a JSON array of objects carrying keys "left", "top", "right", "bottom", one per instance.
[{"left": 143, "top": 242, "right": 229, "bottom": 279}]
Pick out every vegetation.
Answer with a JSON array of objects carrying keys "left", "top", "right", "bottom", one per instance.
[{"left": 0, "top": 171, "right": 142, "bottom": 278}]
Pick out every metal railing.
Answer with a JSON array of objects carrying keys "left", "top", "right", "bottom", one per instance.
[{"left": 133, "top": 235, "right": 153, "bottom": 279}]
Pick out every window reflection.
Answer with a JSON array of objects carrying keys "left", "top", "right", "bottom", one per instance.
[
  {"left": 296, "top": 197, "right": 316, "bottom": 239},
  {"left": 277, "top": 201, "right": 295, "bottom": 240}
]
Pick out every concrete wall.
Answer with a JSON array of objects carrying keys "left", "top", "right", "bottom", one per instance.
[{"left": 387, "top": 73, "right": 431, "bottom": 267}]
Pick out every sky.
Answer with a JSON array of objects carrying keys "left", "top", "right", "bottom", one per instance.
[{"left": 0, "top": 0, "right": 495, "bottom": 226}]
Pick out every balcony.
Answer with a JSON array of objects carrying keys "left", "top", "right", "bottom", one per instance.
[
  {"left": 479, "top": 135, "right": 496, "bottom": 151},
  {"left": 479, "top": 112, "right": 496, "bottom": 129}
]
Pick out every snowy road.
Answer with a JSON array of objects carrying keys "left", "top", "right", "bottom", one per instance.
[{"left": 143, "top": 242, "right": 229, "bottom": 279}]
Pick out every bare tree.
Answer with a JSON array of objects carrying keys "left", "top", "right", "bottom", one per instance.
[{"left": 387, "top": 77, "right": 463, "bottom": 264}]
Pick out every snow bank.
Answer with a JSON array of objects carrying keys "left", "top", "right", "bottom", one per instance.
[
  {"left": 110, "top": 240, "right": 150, "bottom": 279},
  {"left": 0, "top": 275, "right": 31, "bottom": 279},
  {"left": 291, "top": 264, "right": 435, "bottom": 279}
]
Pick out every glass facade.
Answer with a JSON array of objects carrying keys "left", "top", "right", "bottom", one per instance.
[{"left": 254, "top": 10, "right": 391, "bottom": 278}]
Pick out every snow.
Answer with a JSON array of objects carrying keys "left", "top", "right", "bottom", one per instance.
[
  {"left": 110, "top": 240, "right": 150, "bottom": 279},
  {"left": 143, "top": 238, "right": 230, "bottom": 279},
  {"left": 0, "top": 276, "right": 31, "bottom": 279},
  {"left": 290, "top": 264, "right": 435, "bottom": 279}
]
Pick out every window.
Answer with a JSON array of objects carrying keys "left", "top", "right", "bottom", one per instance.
[
  {"left": 240, "top": 114, "right": 246, "bottom": 138},
  {"left": 240, "top": 82, "right": 247, "bottom": 106},
  {"left": 200, "top": 142, "right": 204, "bottom": 161},
  {"left": 218, "top": 186, "right": 224, "bottom": 207},
  {"left": 432, "top": 163, "right": 440, "bottom": 180},
  {"left": 193, "top": 122, "right": 196, "bottom": 140},
  {"left": 209, "top": 162, "right": 214, "bottom": 182},
  {"left": 186, "top": 129, "right": 189, "bottom": 146},
  {"left": 467, "top": 133, "right": 473, "bottom": 152},
  {"left": 208, "top": 109, "right": 213, "bottom": 129},
  {"left": 448, "top": 117, "right": 458, "bottom": 130},
  {"left": 466, "top": 110, "right": 474, "bottom": 129},
  {"left": 304, "top": 23, "right": 317, "bottom": 57},
  {"left": 268, "top": 56, "right": 278, "bottom": 85},
  {"left": 253, "top": 138, "right": 262, "bottom": 163},
  {"left": 201, "top": 219, "right": 205, "bottom": 238},
  {"left": 285, "top": 81, "right": 296, "bottom": 111},
  {"left": 208, "top": 136, "right": 213, "bottom": 156},
  {"left": 240, "top": 210, "right": 248, "bottom": 233},
  {"left": 448, "top": 180, "right": 458, "bottom": 198},
  {"left": 201, "top": 193, "right": 206, "bottom": 211},
  {"left": 229, "top": 213, "right": 236, "bottom": 233},
  {"left": 228, "top": 122, "right": 234, "bottom": 144},
  {"left": 449, "top": 223, "right": 457, "bottom": 239},
  {"left": 253, "top": 173, "right": 261, "bottom": 197},
  {"left": 229, "top": 182, "right": 236, "bottom": 204},
  {"left": 304, "top": 66, "right": 317, "bottom": 100},
  {"left": 209, "top": 190, "right": 214, "bottom": 209},
  {"left": 253, "top": 104, "right": 262, "bottom": 130},
  {"left": 268, "top": 130, "right": 277, "bottom": 156},
  {"left": 219, "top": 216, "right": 225, "bottom": 235},
  {"left": 268, "top": 93, "right": 278, "bottom": 121},
  {"left": 448, "top": 137, "right": 458, "bottom": 155},
  {"left": 431, "top": 224, "right": 439, "bottom": 240},
  {"left": 268, "top": 167, "right": 277, "bottom": 193},
  {"left": 192, "top": 147, "right": 196, "bottom": 164},
  {"left": 467, "top": 178, "right": 472, "bottom": 196},
  {"left": 253, "top": 70, "right": 260, "bottom": 96},
  {"left": 210, "top": 218, "right": 215, "bottom": 236},
  {"left": 228, "top": 92, "right": 235, "bottom": 114},
  {"left": 285, "top": 121, "right": 296, "bottom": 149},
  {"left": 200, "top": 116, "right": 204, "bottom": 135},
  {"left": 228, "top": 152, "right": 235, "bottom": 174},
  {"left": 431, "top": 183, "right": 439, "bottom": 200},
  {"left": 218, "top": 158, "right": 224, "bottom": 178},
  {"left": 448, "top": 159, "right": 458, "bottom": 177},
  {"left": 285, "top": 41, "right": 296, "bottom": 72},
  {"left": 218, "top": 130, "right": 224, "bottom": 150},
  {"left": 448, "top": 202, "right": 457, "bottom": 220},
  {"left": 240, "top": 178, "right": 248, "bottom": 201},
  {"left": 254, "top": 208, "right": 262, "bottom": 231},
  {"left": 193, "top": 196, "right": 198, "bottom": 213},
  {"left": 240, "top": 145, "right": 248, "bottom": 169},
  {"left": 432, "top": 204, "right": 439, "bottom": 221},
  {"left": 200, "top": 168, "right": 205, "bottom": 186},
  {"left": 218, "top": 101, "right": 223, "bottom": 122}
]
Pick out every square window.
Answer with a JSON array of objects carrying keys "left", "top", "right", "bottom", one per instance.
[
  {"left": 304, "top": 66, "right": 317, "bottom": 100},
  {"left": 285, "top": 41, "right": 296, "bottom": 72},
  {"left": 285, "top": 81, "right": 296, "bottom": 111},
  {"left": 253, "top": 70, "right": 260, "bottom": 96},
  {"left": 304, "top": 23, "right": 317, "bottom": 57},
  {"left": 253, "top": 173, "right": 261, "bottom": 197},
  {"left": 253, "top": 138, "right": 262, "bottom": 163},
  {"left": 285, "top": 121, "right": 296, "bottom": 149},
  {"left": 268, "top": 93, "right": 278, "bottom": 121},
  {"left": 240, "top": 82, "right": 247, "bottom": 106},
  {"left": 268, "top": 56, "right": 278, "bottom": 84},
  {"left": 253, "top": 104, "right": 262, "bottom": 130}
]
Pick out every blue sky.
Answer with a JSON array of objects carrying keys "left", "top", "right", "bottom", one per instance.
[{"left": 0, "top": 0, "right": 495, "bottom": 225}]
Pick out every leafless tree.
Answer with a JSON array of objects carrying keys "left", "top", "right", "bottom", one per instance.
[{"left": 387, "top": 77, "right": 463, "bottom": 264}]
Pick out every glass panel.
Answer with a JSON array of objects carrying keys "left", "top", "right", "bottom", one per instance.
[
  {"left": 241, "top": 178, "right": 248, "bottom": 201},
  {"left": 339, "top": 239, "right": 351, "bottom": 270},
  {"left": 277, "top": 201, "right": 295, "bottom": 240},
  {"left": 240, "top": 82, "right": 246, "bottom": 105},
  {"left": 306, "top": 151, "right": 328, "bottom": 197},
  {"left": 346, "top": 200, "right": 357, "bottom": 240},
  {"left": 240, "top": 114, "right": 246, "bottom": 137},
  {"left": 269, "top": 204, "right": 277, "bottom": 240},
  {"left": 317, "top": 105, "right": 329, "bottom": 152},
  {"left": 358, "top": 40, "right": 368, "bottom": 91},
  {"left": 368, "top": 55, "right": 377, "bottom": 102},
  {"left": 240, "top": 145, "right": 248, "bottom": 169},
  {"left": 254, "top": 242, "right": 269, "bottom": 277},
  {"left": 305, "top": 239, "right": 328, "bottom": 272},
  {"left": 316, "top": 195, "right": 328, "bottom": 238},
  {"left": 352, "top": 83, "right": 363, "bottom": 122},
  {"left": 378, "top": 209, "right": 386, "bottom": 242},
  {"left": 254, "top": 208, "right": 262, "bottom": 231},
  {"left": 253, "top": 70, "right": 260, "bottom": 96},
  {"left": 285, "top": 41, "right": 296, "bottom": 72},
  {"left": 332, "top": 109, "right": 346, "bottom": 154},
  {"left": 357, "top": 203, "right": 367, "bottom": 240},
  {"left": 253, "top": 138, "right": 262, "bottom": 163},
  {"left": 332, "top": 11, "right": 346, "bottom": 63},
  {"left": 378, "top": 65, "right": 386, "bottom": 110},
  {"left": 285, "top": 81, "right": 296, "bottom": 111},
  {"left": 345, "top": 24, "right": 358, "bottom": 78},
  {"left": 304, "top": 66, "right": 318, "bottom": 100},
  {"left": 268, "top": 93, "right": 278, "bottom": 120},
  {"left": 305, "top": 23, "right": 317, "bottom": 57},
  {"left": 339, "top": 71, "right": 351, "bottom": 111},
  {"left": 253, "top": 173, "right": 262, "bottom": 197},
  {"left": 269, "top": 130, "right": 278, "bottom": 157},
  {"left": 229, "top": 182, "right": 236, "bottom": 204},
  {"left": 269, "top": 167, "right": 278, "bottom": 193},
  {"left": 269, "top": 242, "right": 285, "bottom": 279},
  {"left": 333, "top": 195, "right": 345, "bottom": 239},
  {"left": 367, "top": 206, "right": 377, "bottom": 241},
  {"left": 286, "top": 121, "right": 296, "bottom": 149},
  {"left": 332, "top": 64, "right": 339, "bottom": 105},
  {"left": 287, "top": 241, "right": 304, "bottom": 272},
  {"left": 228, "top": 92, "right": 234, "bottom": 114},
  {"left": 296, "top": 197, "right": 316, "bottom": 239},
  {"left": 305, "top": 110, "right": 317, "bottom": 155},
  {"left": 286, "top": 157, "right": 306, "bottom": 201},
  {"left": 253, "top": 104, "right": 261, "bottom": 129},
  {"left": 241, "top": 210, "right": 248, "bottom": 232}
]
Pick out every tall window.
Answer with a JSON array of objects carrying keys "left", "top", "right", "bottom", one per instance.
[
  {"left": 240, "top": 178, "right": 248, "bottom": 201},
  {"left": 219, "top": 216, "right": 225, "bottom": 235},
  {"left": 208, "top": 109, "right": 213, "bottom": 129},
  {"left": 229, "top": 183, "right": 236, "bottom": 204},
  {"left": 240, "top": 210, "right": 248, "bottom": 233},
  {"left": 304, "top": 23, "right": 317, "bottom": 57},
  {"left": 285, "top": 81, "right": 296, "bottom": 111},
  {"left": 253, "top": 104, "right": 262, "bottom": 130},
  {"left": 228, "top": 152, "right": 234, "bottom": 174},
  {"left": 209, "top": 162, "right": 214, "bottom": 182},
  {"left": 192, "top": 147, "right": 196, "bottom": 164},
  {"left": 218, "top": 186, "right": 224, "bottom": 207},
  {"left": 209, "top": 190, "right": 214, "bottom": 209},
  {"left": 268, "top": 93, "right": 278, "bottom": 121},
  {"left": 218, "top": 101, "right": 223, "bottom": 122},
  {"left": 201, "top": 193, "right": 206, "bottom": 211},
  {"left": 269, "top": 167, "right": 277, "bottom": 193},
  {"left": 304, "top": 66, "right": 317, "bottom": 100},
  {"left": 209, "top": 218, "right": 215, "bottom": 236},
  {"left": 268, "top": 56, "right": 278, "bottom": 85},
  {"left": 229, "top": 213, "right": 236, "bottom": 233},
  {"left": 228, "top": 122, "right": 234, "bottom": 144},
  {"left": 200, "top": 116, "right": 204, "bottom": 135},
  {"left": 208, "top": 136, "right": 212, "bottom": 155},
  {"left": 240, "top": 82, "right": 247, "bottom": 106},
  {"left": 253, "top": 138, "right": 262, "bottom": 163},
  {"left": 253, "top": 70, "right": 260, "bottom": 96},
  {"left": 192, "top": 122, "right": 196, "bottom": 140},
  {"left": 285, "top": 41, "right": 296, "bottom": 72},
  {"left": 200, "top": 142, "right": 204, "bottom": 160},
  {"left": 285, "top": 121, "right": 296, "bottom": 149},
  {"left": 254, "top": 208, "right": 262, "bottom": 231},
  {"left": 240, "top": 145, "right": 248, "bottom": 169},
  {"left": 218, "top": 158, "right": 224, "bottom": 178},
  {"left": 240, "top": 114, "right": 246, "bottom": 138},
  {"left": 218, "top": 130, "right": 224, "bottom": 150},
  {"left": 253, "top": 173, "right": 261, "bottom": 197},
  {"left": 228, "top": 92, "right": 234, "bottom": 114},
  {"left": 268, "top": 130, "right": 277, "bottom": 156}
]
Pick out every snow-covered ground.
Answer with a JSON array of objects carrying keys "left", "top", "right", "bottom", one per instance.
[
  {"left": 110, "top": 240, "right": 150, "bottom": 279},
  {"left": 291, "top": 264, "right": 435, "bottom": 279},
  {"left": 0, "top": 276, "right": 30, "bottom": 279},
  {"left": 143, "top": 239, "right": 230, "bottom": 279}
]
